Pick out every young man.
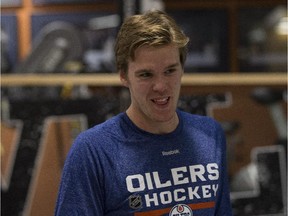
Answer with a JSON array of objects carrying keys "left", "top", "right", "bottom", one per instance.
[{"left": 55, "top": 10, "right": 232, "bottom": 216}]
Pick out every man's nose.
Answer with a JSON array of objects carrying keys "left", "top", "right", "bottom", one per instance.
[{"left": 152, "top": 76, "right": 168, "bottom": 93}]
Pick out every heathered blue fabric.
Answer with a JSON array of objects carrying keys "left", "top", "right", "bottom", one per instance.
[{"left": 55, "top": 110, "right": 232, "bottom": 216}]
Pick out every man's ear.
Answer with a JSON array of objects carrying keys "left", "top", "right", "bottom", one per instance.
[{"left": 120, "top": 71, "right": 129, "bottom": 87}]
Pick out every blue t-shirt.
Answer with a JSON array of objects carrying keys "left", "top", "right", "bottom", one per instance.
[{"left": 55, "top": 110, "right": 232, "bottom": 216}]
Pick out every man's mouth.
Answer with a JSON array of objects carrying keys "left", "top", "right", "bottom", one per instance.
[{"left": 152, "top": 97, "right": 170, "bottom": 105}]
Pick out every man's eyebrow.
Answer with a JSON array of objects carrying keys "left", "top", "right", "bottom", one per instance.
[
  {"left": 135, "top": 68, "right": 153, "bottom": 74},
  {"left": 134, "top": 63, "right": 180, "bottom": 74},
  {"left": 165, "top": 63, "right": 180, "bottom": 69}
]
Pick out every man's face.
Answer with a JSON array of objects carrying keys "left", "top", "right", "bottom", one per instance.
[{"left": 121, "top": 43, "right": 183, "bottom": 131}]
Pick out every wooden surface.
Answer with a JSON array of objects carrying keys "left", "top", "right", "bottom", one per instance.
[{"left": 1, "top": 73, "right": 287, "bottom": 86}]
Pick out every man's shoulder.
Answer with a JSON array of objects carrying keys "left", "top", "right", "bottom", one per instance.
[
  {"left": 81, "top": 112, "right": 125, "bottom": 138},
  {"left": 179, "top": 110, "right": 217, "bottom": 124},
  {"left": 179, "top": 110, "right": 222, "bottom": 132},
  {"left": 69, "top": 113, "right": 126, "bottom": 153}
]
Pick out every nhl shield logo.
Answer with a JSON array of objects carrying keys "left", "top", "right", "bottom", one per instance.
[{"left": 129, "top": 194, "right": 142, "bottom": 210}]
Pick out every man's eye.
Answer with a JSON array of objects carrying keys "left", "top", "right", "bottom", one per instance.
[
  {"left": 165, "top": 69, "right": 176, "bottom": 74},
  {"left": 139, "top": 72, "right": 152, "bottom": 78}
]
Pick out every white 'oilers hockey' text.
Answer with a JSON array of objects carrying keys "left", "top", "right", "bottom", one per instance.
[{"left": 125, "top": 163, "right": 220, "bottom": 207}]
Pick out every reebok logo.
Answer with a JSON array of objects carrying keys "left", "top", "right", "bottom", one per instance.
[{"left": 162, "top": 149, "right": 180, "bottom": 156}]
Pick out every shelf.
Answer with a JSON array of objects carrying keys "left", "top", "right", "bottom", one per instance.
[{"left": 1, "top": 73, "right": 287, "bottom": 87}]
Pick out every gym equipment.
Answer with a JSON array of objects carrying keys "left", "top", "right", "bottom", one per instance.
[
  {"left": 251, "top": 87, "right": 287, "bottom": 149},
  {"left": 1, "top": 96, "right": 120, "bottom": 216},
  {"left": 15, "top": 21, "right": 83, "bottom": 73},
  {"left": 178, "top": 93, "right": 229, "bottom": 116},
  {"left": 232, "top": 145, "right": 286, "bottom": 216},
  {"left": 231, "top": 87, "right": 287, "bottom": 215}
]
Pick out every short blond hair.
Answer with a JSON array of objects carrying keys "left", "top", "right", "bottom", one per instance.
[{"left": 114, "top": 10, "right": 189, "bottom": 74}]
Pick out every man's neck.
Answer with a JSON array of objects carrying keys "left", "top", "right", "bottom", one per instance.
[{"left": 126, "top": 107, "right": 179, "bottom": 134}]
